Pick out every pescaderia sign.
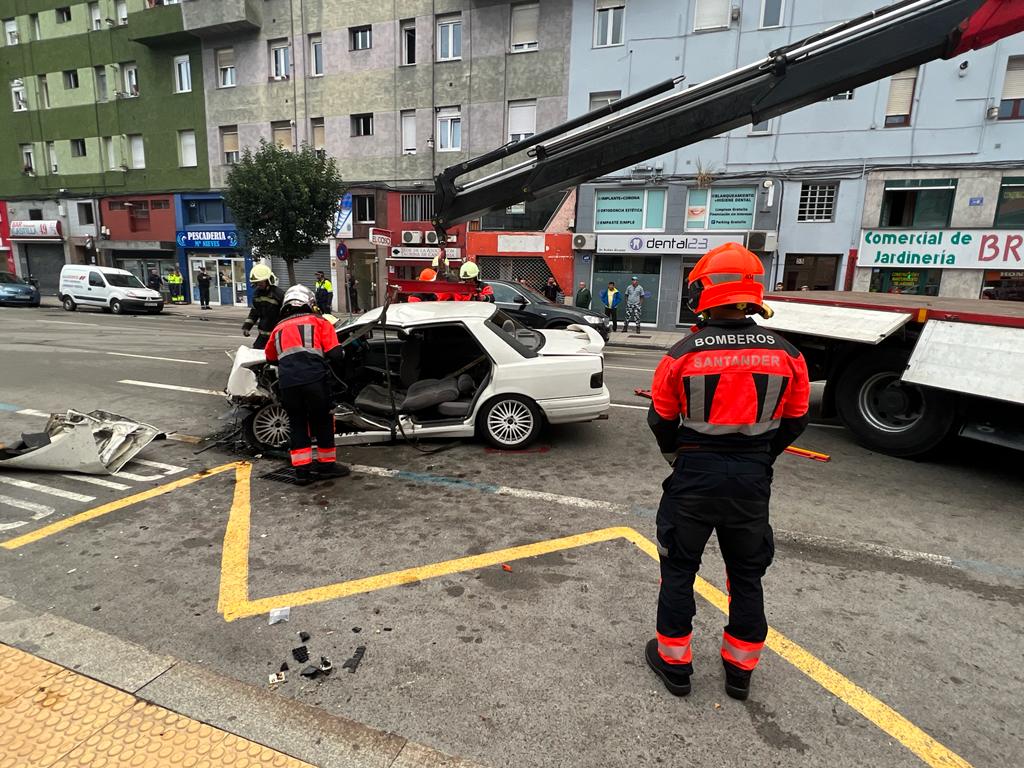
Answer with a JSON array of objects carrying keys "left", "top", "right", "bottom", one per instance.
[{"left": 859, "top": 229, "right": 1024, "bottom": 270}]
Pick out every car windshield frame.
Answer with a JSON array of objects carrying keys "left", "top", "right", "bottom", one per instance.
[
  {"left": 485, "top": 309, "right": 544, "bottom": 358},
  {"left": 0, "top": 272, "right": 28, "bottom": 285},
  {"left": 105, "top": 273, "right": 147, "bottom": 289}
]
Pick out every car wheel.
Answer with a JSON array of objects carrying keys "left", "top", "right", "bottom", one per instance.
[
  {"left": 110, "top": 299, "right": 123, "bottom": 315},
  {"left": 834, "top": 349, "right": 956, "bottom": 457},
  {"left": 242, "top": 403, "right": 292, "bottom": 453},
  {"left": 478, "top": 394, "right": 542, "bottom": 450},
  {"left": 62, "top": 296, "right": 76, "bottom": 312}
]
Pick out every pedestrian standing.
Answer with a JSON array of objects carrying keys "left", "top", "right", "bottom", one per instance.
[
  {"left": 242, "top": 264, "right": 285, "bottom": 349},
  {"left": 624, "top": 275, "right": 645, "bottom": 333},
  {"left": 542, "top": 276, "right": 562, "bottom": 303},
  {"left": 147, "top": 268, "right": 163, "bottom": 296},
  {"left": 347, "top": 274, "right": 361, "bottom": 313},
  {"left": 314, "top": 270, "right": 334, "bottom": 314},
  {"left": 645, "top": 243, "right": 810, "bottom": 701},
  {"left": 196, "top": 266, "right": 212, "bottom": 309},
  {"left": 574, "top": 281, "right": 592, "bottom": 309},
  {"left": 600, "top": 281, "right": 620, "bottom": 332},
  {"left": 265, "top": 285, "right": 349, "bottom": 485}
]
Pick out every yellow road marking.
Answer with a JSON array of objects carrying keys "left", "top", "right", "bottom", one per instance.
[{"left": 0, "top": 462, "right": 244, "bottom": 550}]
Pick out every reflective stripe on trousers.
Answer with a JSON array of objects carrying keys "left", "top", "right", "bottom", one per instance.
[
  {"left": 721, "top": 631, "right": 764, "bottom": 671},
  {"left": 317, "top": 447, "right": 337, "bottom": 462},
  {"left": 656, "top": 631, "right": 692, "bottom": 665},
  {"left": 290, "top": 447, "right": 313, "bottom": 466}
]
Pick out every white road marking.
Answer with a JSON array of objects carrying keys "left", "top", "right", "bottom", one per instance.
[
  {"left": 129, "top": 458, "right": 186, "bottom": 474},
  {"left": 609, "top": 403, "right": 648, "bottom": 410},
  {"left": 808, "top": 422, "right": 845, "bottom": 430},
  {"left": 0, "top": 495, "right": 55, "bottom": 531},
  {"left": 37, "top": 320, "right": 98, "bottom": 327},
  {"left": 0, "top": 476, "right": 95, "bottom": 502},
  {"left": 112, "top": 470, "right": 163, "bottom": 482},
  {"left": 31, "top": 320, "right": 237, "bottom": 340},
  {"left": 606, "top": 365, "right": 656, "bottom": 372},
  {"left": 16, "top": 409, "right": 50, "bottom": 418},
  {"left": 60, "top": 474, "right": 132, "bottom": 491},
  {"left": 118, "top": 380, "right": 224, "bottom": 397},
  {"left": 106, "top": 352, "right": 208, "bottom": 365}
]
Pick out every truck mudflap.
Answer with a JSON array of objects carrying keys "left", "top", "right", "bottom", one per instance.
[
  {"left": 754, "top": 301, "right": 911, "bottom": 344},
  {"left": 903, "top": 320, "right": 1024, "bottom": 405}
]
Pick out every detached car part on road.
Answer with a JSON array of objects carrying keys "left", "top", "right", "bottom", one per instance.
[{"left": 227, "top": 302, "right": 610, "bottom": 452}]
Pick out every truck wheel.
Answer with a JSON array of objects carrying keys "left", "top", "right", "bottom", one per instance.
[
  {"left": 242, "top": 403, "right": 292, "bottom": 453},
  {"left": 477, "top": 394, "right": 542, "bottom": 450},
  {"left": 834, "top": 350, "right": 956, "bottom": 457},
  {"left": 62, "top": 296, "right": 76, "bottom": 312}
]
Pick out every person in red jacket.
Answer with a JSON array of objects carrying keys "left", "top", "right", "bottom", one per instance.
[
  {"left": 644, "top": 243, "right": 810, "bottom": 701},
  {"left": 264, "top": 285, "right": 350, "bottom": 485}
]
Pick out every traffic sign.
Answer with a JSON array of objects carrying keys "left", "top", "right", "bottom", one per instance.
[
  {"left": 335, "top": 242, "right": 348, "bottom": 261},
  {"left": 369, "top": 228, "right": 392, "bottom": 247}
]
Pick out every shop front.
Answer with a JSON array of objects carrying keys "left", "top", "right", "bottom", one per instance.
[
  {"left": 177, "top": 230, "right": 250, "bottom": 306},
  {"left": 9, "top": 220, "right": 66, "bottom": 297},
  {"left": 466, "top": 232, "right": 572, "bottom": 296},
  {"left": 0, "top": 202, "right": 13, "bottom": 273}
]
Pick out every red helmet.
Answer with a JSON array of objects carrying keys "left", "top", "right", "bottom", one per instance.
[
  {"left": 687, "top": 242, "right": 765, "bottom": 314},
  {"left": 418, "top": 268, "right": 437, "bottom": 281}
]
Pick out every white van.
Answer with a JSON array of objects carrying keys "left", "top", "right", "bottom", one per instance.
[{"left": 58, "top": 265, "right": 164, "bottom": 314}]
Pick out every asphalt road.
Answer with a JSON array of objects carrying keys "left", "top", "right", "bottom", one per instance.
[{"left": 0, "top": 305, "right": 1021, "bottom": 768}]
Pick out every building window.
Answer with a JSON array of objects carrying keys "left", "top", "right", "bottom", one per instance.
[
  {"left": 885, "top": 67, "right": 917, "bottom": 127},
  {"left": 684, "top": 187, "right": 757, "bottom": 230},
  {"left": 511, "top": 4, "right": 539, "bottom": 52},
  {"left": 401, "top": 193, "right": 434, "bottom": 222},
  {"left": 128, "top": 200, "right": 150, "bottom": 232},
  {"left": 508, "top": 99, "right": 536, "bottom": 143},
  {"left": 437, "top": 16, "right": 462, "bottom": 61},
  {"left": 93, "top": 67, "right": 106, "bottom": 101},
  {"left": 77, "top": 202, "right": 95, "bottom": 225},
  {"left": 436, "top": 106, "right": 461, "bottom": 151},
  {"left": 271, "top": 120, "right": 293, "bottom": 149},
  {"left": 354, "top": 194, "right": 376, "bottom": 223},
  {"left": 825, "top": 89, "right": 854, "bottom": 101},
  {"left": 595, "top": 188, "right": 667, "bottom": 231},
  {"left": 20, "top": 144, "right": 34, "bottom": 174},
  {"left": 173, "top": 55, "right": 191, "bottom": 93},
  {"left": 129, "top": 134, "right": 145, "bottom": 169},
  {"left": 221, "top": 126, "right": 239, "bottom": 164},
  {"left": 70, "top": 138, "right": 87, "bottom": 157},
  {"left": 30, "top": 14, "right": 40, "bottom": 41},
  {"left": 351, "top": 113, "right": 373, "bottom": 137},
  {"left": 103, "top": 136, "right": 116, "bottom": 169},
  {"left": 401, "top": 20, "right": 416, "bottom": 65},
  {"left": 309, "top": 35, "right": 323, "bottom": 76},
  {"left": 588, "top": 90, "right": 620, "bottom": 111},
  {"left": 185, "top": 199, "right": 231, "bottom": 225},
  {"left": 56, "top": 7, "right": 72, "bottom": 24},
  {"left": 998, "top": 56, "right": 1024, "bottom": 120},
  {"left": 994, "top": 178, "right": 1024, "bottom": 228},
  {"left": 178, "top": 129, "right": 197, "bottom": 167},
  {"left": 38, "top": 74, "right": 50, "bottom": 107},
  {"left": 350, "top": 25, "right": 371, "bottom": 50},
  {"left": 270, "top": 40, "right": 291, "bottom": 80},
  {"left": 116, "top": 0, "right": 127, "bottom": 24},
  {"left": 401, "top": 110, "right": 416, "bottom": 154},
  {"left": 63, "top": 70, "right": 80, "bottom": 90},
  {"left": 879, "top": 180, "right": 956, "bottom": 228},
  {"left": 749, "top": 120, "right": 771, "bottom": 134},
  {"left": 694, "top": 0, "right": 729, "bottom": 31},
  {"left": 217, "top": 48, "right": 236, "bottom": 87},
  {"left": 121, "top": 62, "right": 138, "bottom": 97},
  {"left": 28, "top": 207, "right": 43, "bottom": 219},
  {"left": 89, "top": 2, "right": 101, "bottom": 30},
  {"left": 5, "top": 17, "right": 18, "bottom": 44},
  {"left": 797, "top": 183, "right": 838, "bottom": 222},
  {"left": 10, "top": 80, "right": 26, "bottom": 111},
  {"left": 311, "top": 117, "right": 325, "bottom": 157},
  {"left": 760, "top": 0, "right": 784, "bottom": 28},
  {"left": 594, "top": 1, "right": 624, "bottom": 47},
  {"left": 46, "top": 141, "right": 57, "bottom": 173}
]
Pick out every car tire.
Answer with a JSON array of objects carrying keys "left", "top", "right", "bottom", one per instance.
[
  {"left": 110, "top": 299, "right": 123, "bottom": 315},
  {"left": 834, "top": 349, "right": 956, "bottom": 457},
  {"left": 62, "top": 296, "right": 76, "bottom": 312},
  {"left": 477, "top": 394, "right": 542, "bottom": 450},
  {"left": 242, "top": 403, "right": 292, "bottom": 454}
]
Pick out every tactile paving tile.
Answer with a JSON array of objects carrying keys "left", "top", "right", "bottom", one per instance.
[
  {"left": 0, "top": 643, "right": 64, "bottom": 706},
  {"left": 0, "top": 668, "right": 134, "bottom": 768},
  {"left": 199, "top": 734, "right": 315, "bottom": 767}
]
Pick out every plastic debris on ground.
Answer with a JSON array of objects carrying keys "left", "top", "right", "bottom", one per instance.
[
  {"left": 268, "top": 671, "right": 286, "bottom": 685},
  {"left": 292, "top": 645, "right": 309, "bottom": 663},
  {"left": 299, "top": 631, "right": 311, "bottom": 642},
  {"left": 268, "top": 607, "right": 291, "bottom": 625},
  {"left": 343, "top": 646, "right": 366, "bottom": 674}
]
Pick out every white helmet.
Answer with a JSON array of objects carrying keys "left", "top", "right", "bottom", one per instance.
[{"left": 283, "top": 284, "right": 316, "bottom": 310}]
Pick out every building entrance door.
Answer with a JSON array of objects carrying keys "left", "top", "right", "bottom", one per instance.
[
  {"left": 782, "top": 254, "right": 840, "bottom": 291},
  {"left": 190, "top": 255, "right": 247, "bottom": 306}
]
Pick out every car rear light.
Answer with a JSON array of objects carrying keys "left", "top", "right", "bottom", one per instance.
[{"left": 591, "top": 370, "right": 603, "bottom": 388}]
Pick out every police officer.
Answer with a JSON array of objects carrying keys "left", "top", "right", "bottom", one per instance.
[
  {"left": 241, "top": 264, "right": 285, "bottom": 349},
  {"left": 314, "top": 270, "right": 333, "bottom": 314},
  {"left": 644, "top": 243, "right": 810, "bottom": 701},
  {"left": 264, "top": 285, "right": 349, "bottom": 484}
]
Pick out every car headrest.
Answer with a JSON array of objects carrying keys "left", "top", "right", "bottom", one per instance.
[{"left": 457, "top": 374, "right": 475, "bottom": 395}]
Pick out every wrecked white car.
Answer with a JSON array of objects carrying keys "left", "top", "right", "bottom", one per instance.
[{"left": 226, "top": 302, "right": 609, "bottom": 451}]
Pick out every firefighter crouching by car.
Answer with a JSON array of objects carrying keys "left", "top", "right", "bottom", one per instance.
[
  {"left": 644, "top": 242, "right": 810, "bottom": 701},
  {"left": 264, "top": 285, "right": 350, "bottom": 485},
  {"left": 242, "top": 264, "right": 285, "bottom": 350}
]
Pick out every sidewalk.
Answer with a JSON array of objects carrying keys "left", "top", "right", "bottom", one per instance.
[
  {"left": 604, "top": 328, "right": 681, "bottom": 351},
  {"left": 162, "top": 303, "right": 250, "bottom": 319},
  {"left": 0, "top": 596, "right": 483, "bottom": 768}
]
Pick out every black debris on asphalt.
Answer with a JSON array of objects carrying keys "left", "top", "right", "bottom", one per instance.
[
  {"left": 292, "top": 645, "right": 309, "bottom": 663},
  {"left": 300, "top": 665, "right": 321, "bottom": 679},
  {"left": 299, "top": 631, "right": 311, "bottom": 642},
  {"left": 342, "top": 646, "right": 366, "bottom": 674}
]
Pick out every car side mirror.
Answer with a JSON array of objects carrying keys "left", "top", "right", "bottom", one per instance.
[{"left": 515, "top": 295, "right": 527, "bottom": 306}]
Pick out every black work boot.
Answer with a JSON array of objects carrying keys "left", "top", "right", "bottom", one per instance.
[
  {"left": 313, "top": 462, "right": 351, "bottom": 480},
  {"left": 293, "top": 466, "right": 313, "bottom": 486},
  {"left": 724, "top": 662, "right": 751, "bottom": 701},
  {"left": 645, "top": 639, "right": 691, "bottom": 697}
]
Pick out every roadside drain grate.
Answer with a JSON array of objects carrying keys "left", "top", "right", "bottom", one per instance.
[{"left": 260, "top": 469, "right": 306, "bottom": 485}]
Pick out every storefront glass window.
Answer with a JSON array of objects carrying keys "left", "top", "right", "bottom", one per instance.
[
  {"left": 879, "top": 180, "right": 956, "bottom": 228},
  {"left": 593, "top": 254, "right": 661, "bottom": 324},
  {"left": 981, "top": 270, "right": 1024, "bottom": 301},
  {"left": 594, "top": 188, "right": 667, "bottom": 232},
  {"left": 869, "top": 268, "right": 940, "bottom": 296},
  {"left": 994, "top": 179, "right": 1024, "bottom": 228},
  {"left": 684, "top": 187, "right": 756, "bottom": 230}
]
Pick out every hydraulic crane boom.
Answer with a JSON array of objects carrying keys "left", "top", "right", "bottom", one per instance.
[{"left": 432, "top": 0, "right": 1024, "bottom": 231}]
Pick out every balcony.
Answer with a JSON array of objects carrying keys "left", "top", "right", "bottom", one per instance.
[
  {"left": 181, "top": 0, "right": 262, "bottom": 37},
  {"left": 128, "top": 2, "right": 190, "bottom": 46}
]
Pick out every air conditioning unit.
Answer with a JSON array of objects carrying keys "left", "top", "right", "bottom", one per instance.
[
  {"left": 572, "top": 233, "right": 596, "bottom": 250},
  {"left": 747, "top": 231, "right": 778, "bottom": 252},
  {"left": 402, "top": 230, "right": 423, "bottom": 244},
  {"left": 424, "top": 230, "right": 440, "bottom": 245}
]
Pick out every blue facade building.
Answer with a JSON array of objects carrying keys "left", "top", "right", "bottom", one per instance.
[{"left": 174, "top": 193, "right": 251, "bottom": 307}]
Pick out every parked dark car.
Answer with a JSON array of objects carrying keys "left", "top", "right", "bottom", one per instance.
[
  {"left": 486, "top": 280, "right": 611, "bottom": 340},
  {"left": 0, "top": 272, "right": 41, "bottom": 307}
]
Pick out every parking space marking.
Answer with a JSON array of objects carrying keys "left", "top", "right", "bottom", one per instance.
[
  {"left": 609, "top": 403, "right": 648, "bottom": 410},
  {"left": 16, "top": 408, "right": 51, "bottom": 418},
  {"left": 0, "top": 495, "right": 55, "bottom": 531},
  {"left": 117, "top": 380, "right": 223, "bottom": 397},
  {"left": 111, "top": 470, "right": 163, "bottom": 482},
  {"left": 60, "top": 475, "right": 133, "bottom": 491},
  {"left": 0, "top": 476, "right": 95, "bottom": 503},
  {"left": 130, "top": 459, "right": 186, "bottom": 474}
]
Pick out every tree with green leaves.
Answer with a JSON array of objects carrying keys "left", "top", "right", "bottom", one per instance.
[{"left": 224, "top": 139, "right": 345, "bottom": 286}]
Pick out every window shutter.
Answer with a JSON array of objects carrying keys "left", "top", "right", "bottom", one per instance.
[
  {"left": 508, "top": 101, "right": 536, "bottom": 136},
  {"left": 401, "top": 111, "right": 416, "bottom": 150},
  {"left": 1002, "top": 57, "right": 1024, "bottom": 100},
  {"left": 596, "top": 0, "right": 623, "bottom": 10},
  {"left": 312, "top": 121, "right": 325, "bottom": 148},
  {"left": 222, "top": 131, "right": 238, "bottom": 153},
  {"left": 695, "top": 0, "right": 729, "bottom": 29},
  {"left": 217, "top": 48, "right": 234, "bottom": 68},
  {"left": 511, "top": 4, "right": 539, "bottom": 46},
  {"left": 885, "top": 68, "right": 917, "bottom": 116}
]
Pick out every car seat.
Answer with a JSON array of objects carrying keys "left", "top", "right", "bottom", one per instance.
[{"left": 436, "top": 375, "right": 477, "bottom": 418}]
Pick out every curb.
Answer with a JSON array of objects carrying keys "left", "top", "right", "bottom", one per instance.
[
  {"left": 604, "top": 341, "right": 669, "bottom": 352},
  {"left": 0, "top": 595, "right": 486, "bottom": 768}
]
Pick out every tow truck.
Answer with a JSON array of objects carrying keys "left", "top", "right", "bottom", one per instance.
[{"left": 425, "top": 0, "right": 1024, "bottom": 457}]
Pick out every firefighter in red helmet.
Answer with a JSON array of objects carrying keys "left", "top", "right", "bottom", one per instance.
[{"left": 644, "top": 242, "right": 810, "bottom": 700}]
